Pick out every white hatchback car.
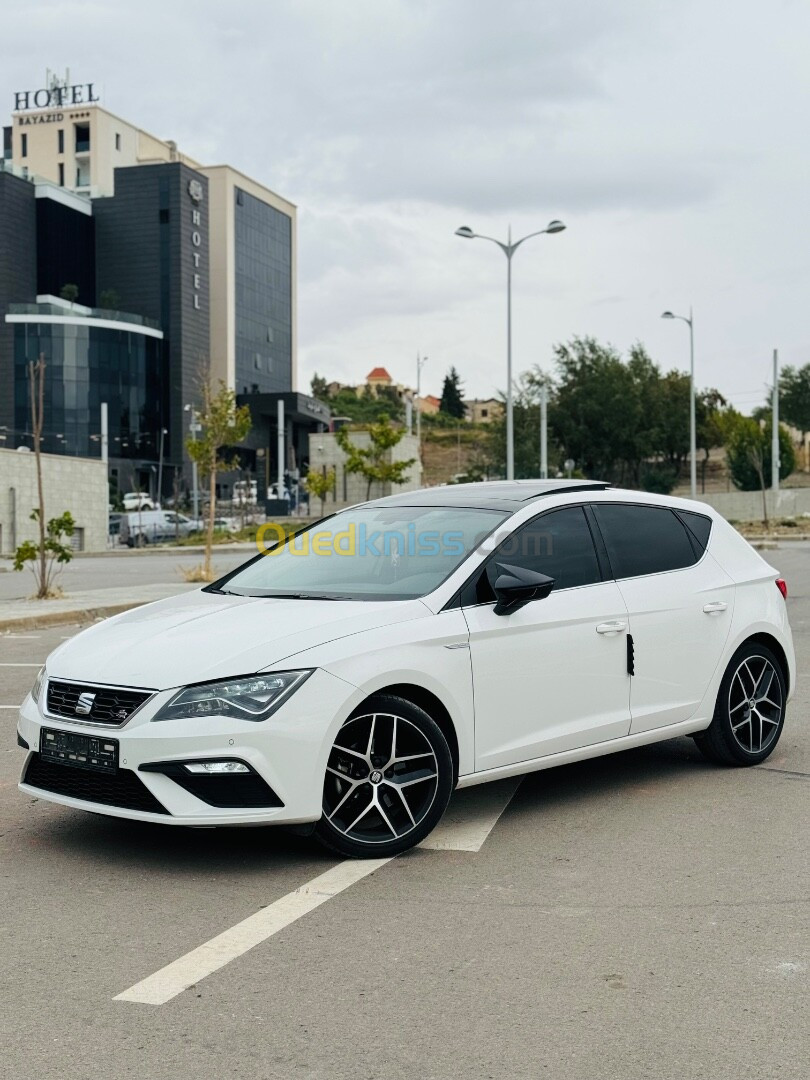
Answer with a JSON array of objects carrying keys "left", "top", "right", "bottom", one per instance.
[{"left": 17, "top": 481, "right": 795, "bottom": 858}]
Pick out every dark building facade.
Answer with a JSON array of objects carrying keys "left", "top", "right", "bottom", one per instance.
[
  {"left": 95, "top": 162, "right": 210, "bottom": 469},
  {"left": 234, "top": 186, "right": 293, "bottom": 395},
  {"left": 0, "top": 169, "right": 36, "bottom": 432}
]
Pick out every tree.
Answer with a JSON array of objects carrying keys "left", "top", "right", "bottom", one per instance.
[
  {"left": 327, "top": 386, "right": 405, "bottom": 424},
  {"left": 310, "top": 373, "right": 330, "bottom": 401},
  {"left": 14, "top": 511, "right": 75, "bottom": 596},
  {"left": 98, "top": 288, "right": 121, "bottom": 311},
  {"left": 439, "top": 367, "right": 465, "bottom": 419},
  {"left": 780, "top": 364, "right": 810, "bottom": 443},
  {"left": 304, "top": 466, "right": 336, "bottom": 517},
  {"left": 549, "top": 337, "right": 650, "bottom": 484},
  {"left": 335, "top": 414, "right": 416, "bottom": 499},
  {"left": 696, "top": 389, "right": 728, "bottom": 493},
  {"left": 186, "top": 379, "right": 252, "bottom": 579},
  {"left": 60, "top": 283, "right": 79, "bottom": 304},
  {"left": 725, "top": 416, "right": 796, "bottom": 522}
]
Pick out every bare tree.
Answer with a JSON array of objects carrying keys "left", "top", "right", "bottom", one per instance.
[{"left": 30, "top": 355, "right": 48, "bottom": 596}]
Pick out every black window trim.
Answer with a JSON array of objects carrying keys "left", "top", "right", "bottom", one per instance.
[
  {"left": 444, "top": 501, "right": 607, "bottom": 611},
  {"left": 589, "top": 500, "right": 708, "bottom": 583}
]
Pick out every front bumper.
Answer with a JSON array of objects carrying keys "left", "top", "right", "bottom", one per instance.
[{"left": 17, "top": 668, "right": 356, "bottom": 826}]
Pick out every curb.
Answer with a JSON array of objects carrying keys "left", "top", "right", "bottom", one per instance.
[{"left": 0, "top": 601, "right": 146, "bottom": 633}]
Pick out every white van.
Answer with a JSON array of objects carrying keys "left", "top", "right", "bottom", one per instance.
[{"left": 120, "top": 510, "right": 196, "bottom": 546}]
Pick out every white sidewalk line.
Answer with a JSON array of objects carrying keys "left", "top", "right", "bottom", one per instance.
[
  {"left": 419, "top": 777, "right": 522, "bottom": 851},
  {"left": 114, "top": 857, "right": 393, "bottom": 1006}
]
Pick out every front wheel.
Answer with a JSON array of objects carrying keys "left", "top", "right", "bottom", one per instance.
[
  {"left": 315, "top": 694, "right": 454, "bottom": 858},
  {"left": 694, "top": 641, "right": 787, "bottom": 766}
]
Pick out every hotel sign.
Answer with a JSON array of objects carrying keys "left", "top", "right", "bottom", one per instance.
[
  {"left": 189, "top": 179, "right": 205, "bottom": 311},
  {"left": 14, "top": 82, "right": 100, "bottom": 112}
]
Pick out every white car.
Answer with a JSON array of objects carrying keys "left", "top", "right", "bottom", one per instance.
[
  {"left": 122, "top": 492, "right": 155, "bottom": 511},
  {"left": 17, "top": 481, "right": 795, "bottom": 858}
]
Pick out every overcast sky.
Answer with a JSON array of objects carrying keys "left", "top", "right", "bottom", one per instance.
[{"left": 4, "top": 0, "right": 808, "bottom": 409}]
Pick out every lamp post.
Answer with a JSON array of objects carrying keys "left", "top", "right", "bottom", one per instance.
[
  {"left": 455, "top": 220, "right": 566, "bottom": 480},
  {"left": 661, "top": 307, "right": 696, "bottom": 500},
  {"left": 416, "top": 352, "right": 428, "bottom": 454},
  {"left": 184, "top": 404, "right": 200, "bottom": 523},
  {"left": 156, "top": 427, "right": 167, "bottom": 508}
]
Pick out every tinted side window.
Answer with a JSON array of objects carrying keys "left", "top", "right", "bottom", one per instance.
[
  {"left": 484, "top": 506, "right": 601, "bottom": 593},
  {"left": 593, "top": 504, "right": 696, "bottom": 578},
  {"left": 677, "top": 510, "right": 712, "bottom": 555}
]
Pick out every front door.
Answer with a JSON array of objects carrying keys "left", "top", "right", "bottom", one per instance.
[{"left": 463, "top": 506, "right": 632, "bottom": 772}]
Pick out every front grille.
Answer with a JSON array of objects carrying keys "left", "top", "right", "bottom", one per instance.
[
  {"left": 24, "top": 754, "right": 169, "bottom": 815},
  {"left": 46, "top": 680, "right": 152, "bottom": 726}
]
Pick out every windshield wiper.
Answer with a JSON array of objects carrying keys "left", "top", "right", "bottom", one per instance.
[{"left": 221, "top": 590, "right": 353, "bottom": 600}]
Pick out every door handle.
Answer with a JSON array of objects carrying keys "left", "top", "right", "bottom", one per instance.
[
  {"left": 703, "top": 601, "right": 728, "bottom": 614},
  {"left": 596, "top": 621, "right": 627, "bottom": 635}
]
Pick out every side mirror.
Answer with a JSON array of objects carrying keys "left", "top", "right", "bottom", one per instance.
[{"left": 492, "top": 563, "right": 555, "bottom": 616}]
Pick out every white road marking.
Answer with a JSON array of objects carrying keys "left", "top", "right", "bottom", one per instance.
[
  {"left": 0, "top": 705, "right": 22, "bottom": 709},
  {"left": 0, "top": 663, "right": 42, "bottom": 667},
  {"left": 420, "top": 777, "right": 522, "bottom": 851},
  {"left": 115, "top": 779, "right": 521, "bottom": 1005},
  {"left": 115, "top": 857, "right": 393, "bottom": 1005},
  {"left": 2, "top": 634, "right": 40, "bottom": 639}
]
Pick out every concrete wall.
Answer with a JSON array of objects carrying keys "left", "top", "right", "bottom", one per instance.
[
  {"left": 306, "top": 432, "right": 422, "bottom": 511},
  {"left": 0, "top": 448, "right": 107, "bottom": 555},
  {"left": 693, "top": 488, "right": 810, "bottom": 521}
]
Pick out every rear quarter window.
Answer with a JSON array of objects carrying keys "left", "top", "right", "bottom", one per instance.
[
  {"left": 593, "top": 503, "right": 698, "bottom": 579},
  {"left": 676, "top": 510, "right": 712, "bottom": 555}
]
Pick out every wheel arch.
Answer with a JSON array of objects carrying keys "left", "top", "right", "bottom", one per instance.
[
  {"left": 358, "top": 682, "right": 460, "bottom": 787},
  {"left": 741, "top": 632, "right": 791, "bottom": 695}
]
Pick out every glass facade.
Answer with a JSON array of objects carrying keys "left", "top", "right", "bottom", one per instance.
[
  {"left": 234, "top": 187, "right": 292, "bottom": 395},
  {"left": 12, "top": 319, "right": 165, "bottom": 459}
]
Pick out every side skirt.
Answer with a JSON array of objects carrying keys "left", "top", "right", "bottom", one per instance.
[{"left": 456, "top": 715, "right": 711, "bottom": 790}]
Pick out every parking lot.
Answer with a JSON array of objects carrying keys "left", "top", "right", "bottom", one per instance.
[{"left": 1, "top": 545, "right": 808, "bottom": 1080}]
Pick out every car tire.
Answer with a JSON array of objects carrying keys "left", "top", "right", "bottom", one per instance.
[
  {"left": 693, "top": 641, "right": 787, "bottom": 766},
  {"left": 315, "top": 693, "right": 454, "bottom": 859}
]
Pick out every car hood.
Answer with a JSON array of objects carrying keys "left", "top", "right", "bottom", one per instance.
[{"left": 45, "top": 589, "right": 432, "bottom": 689}]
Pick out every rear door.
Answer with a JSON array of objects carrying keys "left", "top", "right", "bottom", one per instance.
[{"left": 591, "top": 502, "right": 735, "bottom": 732}]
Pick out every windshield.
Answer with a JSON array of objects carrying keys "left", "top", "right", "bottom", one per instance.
[{"left": 215, "top": 505, "right": 508, "bottom": 600}]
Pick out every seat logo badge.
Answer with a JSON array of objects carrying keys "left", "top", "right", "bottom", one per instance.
[
  {"left": 75, "top": 692, "right": 96, "bottom": 715},
  {"left": 369, "top": 770, "right": 383, "bottom": 785}
]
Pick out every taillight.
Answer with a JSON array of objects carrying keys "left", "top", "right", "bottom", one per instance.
[{"left": 776, "top": 578, "right": 788, "bottom": 599}]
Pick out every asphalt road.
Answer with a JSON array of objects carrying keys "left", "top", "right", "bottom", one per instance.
[
  {"left": 0, "top": 548, "right": 250, "bottom": 601},
  {"left": 1, "top": 544, "right": 808, "bottom": 1079}
]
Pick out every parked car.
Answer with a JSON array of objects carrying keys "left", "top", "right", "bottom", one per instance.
[
  {"left": 120, "top": 510, "right": 196, "bottom": 546},
  {"left": 18, "top": 481, "right": 794, "bottom": 859},
  {"left": 122, "top": 492, "right": 155, "bottom": 511}
]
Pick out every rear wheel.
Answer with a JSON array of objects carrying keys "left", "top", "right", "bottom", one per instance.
[
  {"left": 315, "top": 694, "right": 453, "bottom": 858},
  {"left": 694, "top": 642, "right": 786, "bottom": 766}
]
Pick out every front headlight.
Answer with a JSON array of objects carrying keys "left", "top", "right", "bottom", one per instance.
[
  {"left": 31, "top": 667, "right": 46, "bottom": 705},
  {"left": 151, "top": 670, "right": 313, "bottom": 723}
]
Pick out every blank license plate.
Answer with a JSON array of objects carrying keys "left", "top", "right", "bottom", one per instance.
[{"left": 40, "top": 728, "right": 118, "bottom": 773}]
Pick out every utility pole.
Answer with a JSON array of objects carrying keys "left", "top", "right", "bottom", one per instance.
[
  {"left": 416, "top": 352, "right": 427, "bottom": 476},
  {"left": 772, "top": 348, "right": 780, "bottom": 498},
  {"left": 277, "top": 398, "right": 285, "bottom": 504},
  {"left": 539, "top": 383, "right": 548, "bottom": 479}
]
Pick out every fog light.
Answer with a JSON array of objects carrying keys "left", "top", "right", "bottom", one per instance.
[{"left": 184, "top": 761, "right": 251, "bottom": 774}]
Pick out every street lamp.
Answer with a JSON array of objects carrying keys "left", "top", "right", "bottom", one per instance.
[
  {"left": 184, "top": 404, "right": 200, "bottom": 522},
  {"left": 455, "top": 220, "right": 566, "bottom": 480},
  {"left": 661, "top": 307, "right": 696, "bottom": 499},
  {"left": 156, "top": 427, "right": 168, "bottom": 509},
  {"left": 415, "top": 352, "right": 428, "bottom": 460}
]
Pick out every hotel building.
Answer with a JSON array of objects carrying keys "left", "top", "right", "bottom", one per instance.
[{"left": 0, "top": 74, "right": 327, "bottom": 500}]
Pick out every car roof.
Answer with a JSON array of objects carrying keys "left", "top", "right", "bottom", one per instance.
[{"left": 367, "top": 479, "right": 610, "bottom": 511}]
